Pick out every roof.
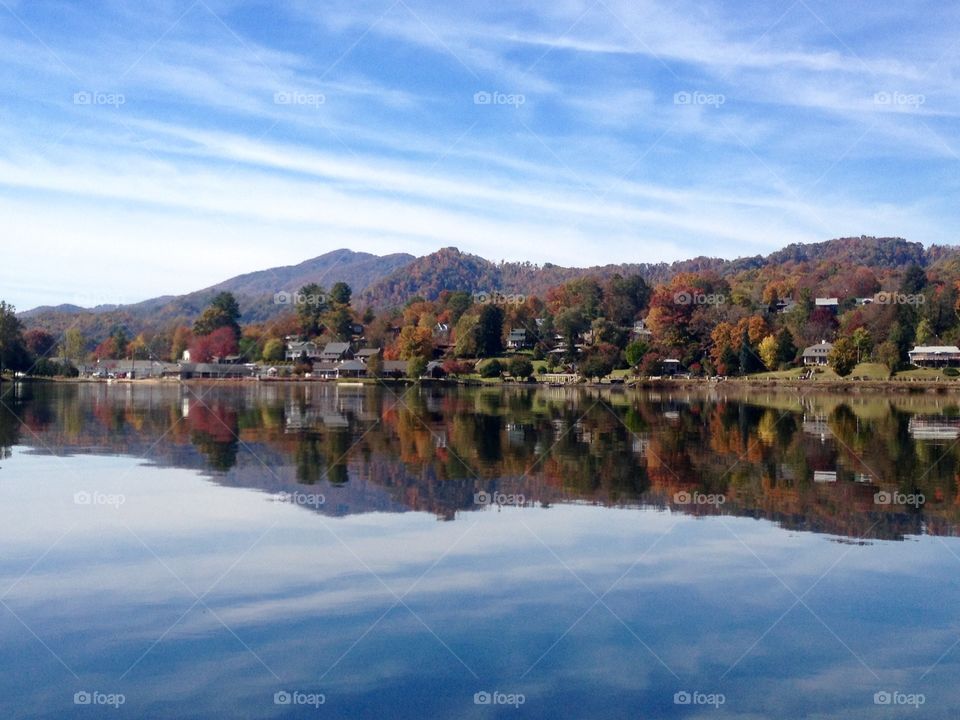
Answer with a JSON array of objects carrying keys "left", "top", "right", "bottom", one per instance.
[
  {"left": 322, "top": 342, "right": 351, "bottom": 354},
  {"left": 802, "top": 342, "right": 833, "bottom": 354},
  {"left": 910, "top": 346, "right": 960, "bottom": 354},
  {"left": 815, "top": 298, "right": 839, "bottom": 305},
  {"left": 355, "top": 348, "right": 381, "bottom": 357},
  {"left": 338, "top": 360, "right": 367, "bottom": 371},
  {"left": 508, "top": 328, "right": 527, "bottom": 336},
  {"left": 311, "top": 361, "right": 339, "bottom": 372},
  {"left": 382, "top": 360, "right": 408, "bottom": 373}
]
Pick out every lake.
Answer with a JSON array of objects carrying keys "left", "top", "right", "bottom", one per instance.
[{"left": 1, "top": 381, "right": 958, "bottom": 718}]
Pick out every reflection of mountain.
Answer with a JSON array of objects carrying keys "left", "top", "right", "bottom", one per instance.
[{"left": 4, "top": 383, "right": 960, "bottom": 540}]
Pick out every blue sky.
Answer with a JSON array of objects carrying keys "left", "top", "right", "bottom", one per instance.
[{"left": 1, "top": 0, "right": 959, "bottom": 310}]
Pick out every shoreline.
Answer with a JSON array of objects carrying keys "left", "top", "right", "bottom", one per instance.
[{"left": 8, "top": 374, "right": 960, "bottom": 393}]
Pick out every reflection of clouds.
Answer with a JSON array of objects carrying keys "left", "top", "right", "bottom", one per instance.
[{"left": 3, "top": 456, "right": 960, "bottom": 717}]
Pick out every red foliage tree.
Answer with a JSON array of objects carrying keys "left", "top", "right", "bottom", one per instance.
[{"left": 188, "top": 326, "right": 238, "bottom": 363}]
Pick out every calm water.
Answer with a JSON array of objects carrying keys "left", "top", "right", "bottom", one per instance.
[{"left": 2, "top": 381, "right": 960, "bottom": 718}]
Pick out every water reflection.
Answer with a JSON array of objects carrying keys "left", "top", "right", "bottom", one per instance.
[{"left": 2, "top": 382, "right": 958, "bottom": 541}]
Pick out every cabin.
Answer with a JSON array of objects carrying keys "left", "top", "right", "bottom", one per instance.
[
  {"left": 336, "top": 360, "right": 368, "bottom": 378},
  {"left": 814, "top": 298, "right": 839, "bottom": 311},
  {"left": 662, "top": 359, "right": 682, "bottom": 375},
  {"left": 285, "top": 341, "right": 321, "bottom": 361},
  {"left": 507, "top": 328, "right": 531, "bottom": 350},
  {"left": 802, "top": 340, "right": 833, "bottom": 366},
  {"left": 631, "top": 319, "right": 653, "bottom": 338},
  {"left": 319, "top": 342, "right": 353, "bottom": 362},
  {"left": 381, "top": 360, "right": 409, "bottom": 379},
  {"left": 355, "top": 348, "right": 381, "bottom": 363},
  {"left": 908, "top": 345, "right": 960, "bottom": 368},
  {"left": 178, "top": 363, "right": 254, "bottom": 379}
]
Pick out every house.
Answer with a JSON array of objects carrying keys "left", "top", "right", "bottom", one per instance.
[
  {"left": 311, "top": 361, "right": 339, "bottom": 379},
  {"left": 285, "top": 340, "right": 321, "bottom": 361},
  {"left": 336, "top": 359, "right": 368, "bottom": 378},
  {"left": 381, "top": 360, "right": 409, "bottom": 378},
  {"left": 178, "top": 363, "right": 254, "bottom": 379},
  {"left": 802, "top": 340, "right": 833, "bottom": 366},
  {"left": 908, "top": 345, "right": 960, "bottom": 367},
  {"left": 507, "top": 328, "right": 531, "bottom": 350},
  {"left": 319, "top": 342, "right": 352, "bottom": 362},
  {"left": 814, "top": 298, "right": 839, "bottom": 311},
  {"left": 631, "top": 319, "right": 653, "bottom": 338},
  {"left": 774, "top": 299, "right": 797, "bottom": 314},
  {"left": 355, "top": 348, "right": 381, "bottom": 362},
  {"left": 854, "top": 297, "right": 874, "bottom": 306},
  {"left": 662, "top": 359, "right": 682, "bottom": 375}
]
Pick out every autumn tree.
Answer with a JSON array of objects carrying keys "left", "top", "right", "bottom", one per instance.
[
  {"left": 194, "top": 292, "right": 241, "bottom": 339},
  {"left": 829, "top": 337, "right": 857, "bottom": 376}
]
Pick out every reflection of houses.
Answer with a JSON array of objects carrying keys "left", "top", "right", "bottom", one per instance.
[
  {"left": 802, "top": 340, "right": 832, "bottom": 366},
  {"left": 908, "top": 416, "right": 960, "bottom": 440},
  {"left": 908, "top": 345, "right": 960, "bottom": 368},
  {"left": 802, "top": 414, "right": 831, "bottom": 440}
]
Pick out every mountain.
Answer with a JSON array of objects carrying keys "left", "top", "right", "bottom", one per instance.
[
  {"left": 358, "top": 236, "right": 944, "bottom": 308},
  {"left": 21, "top": 250, "right": 414, "bottom": 341},
  {"left": 21, "top": 236, "right": 960, "bottom": 344}
]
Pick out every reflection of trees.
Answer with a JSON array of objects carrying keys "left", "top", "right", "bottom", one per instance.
[
  {"left": 188, "top": 401, "right": 239, "bottom": 472},
  {"left": 12, "top": 383, "right": 960, "bottom": 539}
]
